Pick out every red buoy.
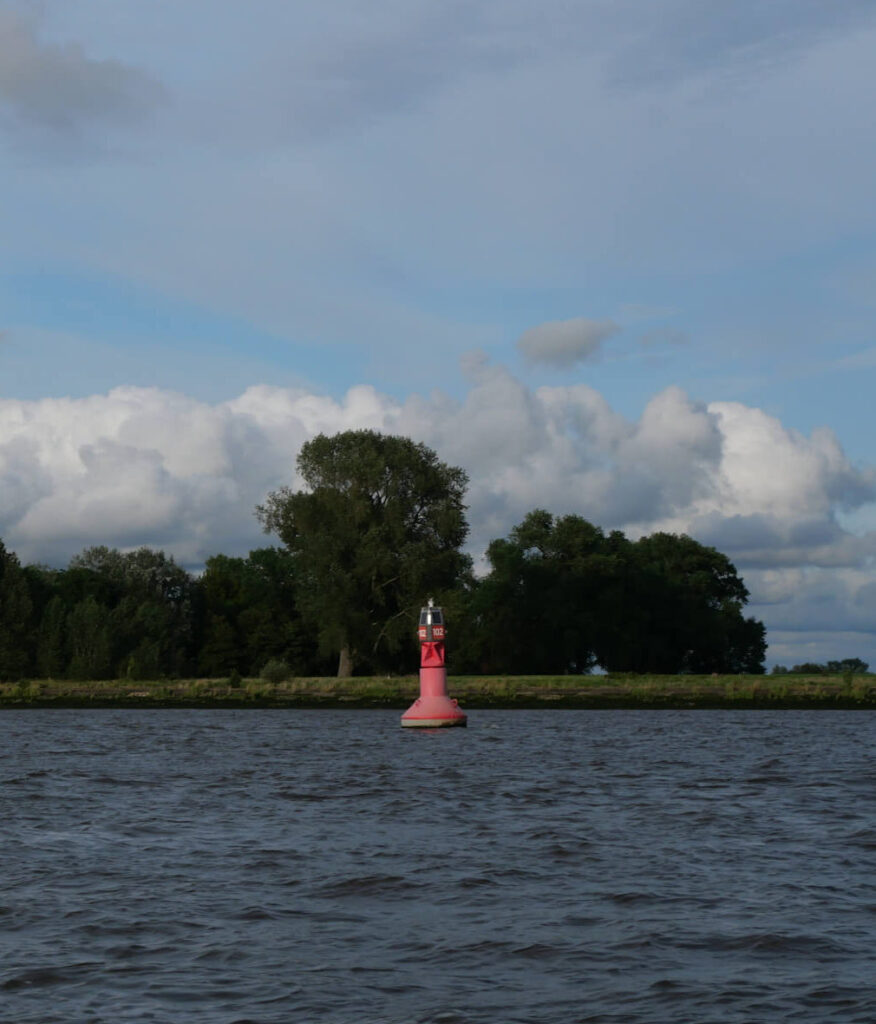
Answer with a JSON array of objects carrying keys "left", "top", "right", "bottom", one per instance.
[{"left": 401, "top": 599, "right": 467, "bottom": 728}]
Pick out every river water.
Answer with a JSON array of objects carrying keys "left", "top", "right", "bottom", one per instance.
[{"left": 2, "top": 709, "right": 875, "bottom": 1023}]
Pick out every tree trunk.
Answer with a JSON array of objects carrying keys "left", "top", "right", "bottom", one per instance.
[{"left": 337, "top": 645, "right": 353, "bottom": 677}]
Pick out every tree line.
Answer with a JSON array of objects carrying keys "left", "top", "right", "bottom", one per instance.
[
  {"left": 0, "top": 541, "right": 328, "bottom": 683},
  {"left": 0, "top": 429, "right": 768, "bottom": 680},
  {"left": 772, "top": 659, "right": 869, "bottom": 675}
]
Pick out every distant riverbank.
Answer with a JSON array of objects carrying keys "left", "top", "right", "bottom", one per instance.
[{"left": 2, "top": 674, "right": 875, "bottom": 709}]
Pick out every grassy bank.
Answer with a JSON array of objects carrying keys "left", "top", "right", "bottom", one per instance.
[{"left": 1, "top": 674, "right": 875, "bottom": 708}]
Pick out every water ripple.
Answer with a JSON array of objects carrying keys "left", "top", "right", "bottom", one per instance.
[{"left": 2, "top": 708, "right": 875, "bottom": 1023}]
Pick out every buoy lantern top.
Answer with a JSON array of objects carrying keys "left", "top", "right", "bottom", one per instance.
[{"left": 418, "top": 598, "right": 446, "bottom": 642}]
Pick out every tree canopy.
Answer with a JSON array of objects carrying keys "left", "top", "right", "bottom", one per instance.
[
  {"left": 0, "top": 432, "right": 780, "bottom": 681},
  {"left": 0, "top": 541, "right": 32, "bottom": 681},
  {"left": 773, "top": 658, "right": 869, "bottom": 675},
  {"left": 455, "top": 510, "right": 767, "bottom": 675},
  {"left": 256, "top": 429, "right": 471, "bottom": 675}
]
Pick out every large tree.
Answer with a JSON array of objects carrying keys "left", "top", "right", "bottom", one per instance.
[
  {"left": 463, "top": 511, "right": 766, "bottom": 675},
  {"left": 256, "top": 430, "right": 470, "bottom": 675},
  {"left": 0, "top": 540, "right": 34, "bottom": 680},
  {"left": 67, "top": 546, "right": 197, "bottom": 678},
  {"left": 466, "top": 511, "right": 612, "bottom": 674},
  {"left": 196, "top": 548, "right": 323, "bottom": 677},
  {"left": 607, "top": 531, "right": 764, "bottom": 674}
]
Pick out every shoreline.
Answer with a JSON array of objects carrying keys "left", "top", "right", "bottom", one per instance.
[{"left": 2, "top": 674, "right": 874, "bottom": 710}]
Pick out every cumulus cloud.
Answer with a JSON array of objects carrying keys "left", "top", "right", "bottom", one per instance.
[
  {"left": 0, "top": 365, "right": 871, "bottom": 564},
  {"left": 1, "top": 367, "right": 874, "bottom": 662},
  {"left": 742, "top": 564, "right": 876, "bottom": 666},
  {"left": 668, "top": 403, "right": 876, "bottom": 565},
  {"left": 516, "top": 318, "right": 621, "bottom": 368},
  {"left": 0, "top": 8, "right": 161, "bottom": 140}
]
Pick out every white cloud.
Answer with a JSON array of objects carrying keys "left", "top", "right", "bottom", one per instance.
[
  {"left": 1, "top": 368, "right": 874, "bottom": 666},
  {"left": 648, "top": 402, "right": 876, "bottom": 570},
  {"left": 2, "top": 369, "right": 871, "bottom": 567},
  {"left": 516, "top": 318, "right": 621, "bottom": 368},
  {"left": 745, "top": 565, "right": 876, "bottom": 666}
]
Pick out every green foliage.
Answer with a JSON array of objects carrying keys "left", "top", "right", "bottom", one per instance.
[
  {"left": 22, "top": 545, "right": 196, "bottom": 681},
  {"left": 196, "top": 548, "right": 324, "bottom": 677},
  {"left": 463, "top": 512, "right": 608, "bottom": 673},
  {"left": 260, "top": 658, "right": 291, "bottom": 684},
  {"left": 7, "top": 673, "right": 874, "bottom": 708},
  {"left": 36, "top": 595, "right": 67, "bottom": 678},
  {"left": 73, "top": 547, "right": 196, "bottom": 679},
  {"left": 0, "top": 541, "right": 34, "bottom": 680},
  {"left": 610, "top": 530, "right": 757, "bottom": 674},
  {"left": 457, "top": 511, "right": 766, "bottom": 676},
  {"left": 0, "top": 467, "right": 773, "bottom": 682},
  {"left": 827, "top": 658, "right": 869, "bottom": 674},
  {"left": 67, "top": 596, "right": 112, "bottom": 680},
  {"left": 256, "top": 429, "right": 470, "bottom": 675},
  {"left": 788, "top": 659, "right": 868, "bottom": 676},
  {"left": 198, "top": 611, "right": 240, "bottom": 677}
]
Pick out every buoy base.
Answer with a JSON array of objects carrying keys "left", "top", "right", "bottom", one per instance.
[
  {"left": 401, "top": 694, "right": 467, "bottom": 728},
  {"left": 401, "top": 716, "right": 467, "bottom": 728}
]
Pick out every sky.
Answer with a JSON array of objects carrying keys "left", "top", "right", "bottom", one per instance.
[{"left": 2, "top": 0, "right": 876, "bottom": 669}]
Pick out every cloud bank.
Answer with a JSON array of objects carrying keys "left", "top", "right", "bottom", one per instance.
[{"left": 1, "top": 365, "right": 874, "bottom": 662}]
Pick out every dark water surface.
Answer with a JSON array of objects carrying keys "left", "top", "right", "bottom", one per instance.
[{"left": 2, "top": 710, "right": 875, "bottom": 1023}]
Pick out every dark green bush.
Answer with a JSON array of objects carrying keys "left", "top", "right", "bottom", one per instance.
[{"left": 260, "top": 659, "right": 291, "bottom": 684}]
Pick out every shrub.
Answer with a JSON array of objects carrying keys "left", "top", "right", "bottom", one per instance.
[
  {"left": 227, "top": 668, "right": 242, "bottom": 689},
  {"left": 828, "top": 658, "right": 869, "bottom": 674},
  {"left": 260, "top": 659, "right": 291, "bottom": 684}
]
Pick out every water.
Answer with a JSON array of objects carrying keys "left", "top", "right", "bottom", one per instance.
[{"left": 2, "top": 709, "right": 875, "bottom": 1023}]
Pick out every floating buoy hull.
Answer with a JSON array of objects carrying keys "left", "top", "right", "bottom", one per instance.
[
  {"left": 401, "top": 694, "right": 467, "bottom": 728},
  {"left": 403, "top": 601, "right": 467, "bottom": 727},
  {"left": 401, "top": 717, "right": 467, "bottom": 728}
]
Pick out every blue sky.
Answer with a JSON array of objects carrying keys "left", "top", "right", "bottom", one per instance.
[{"left": 2, "top": 0, "right": 876, "bottom": 667}]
